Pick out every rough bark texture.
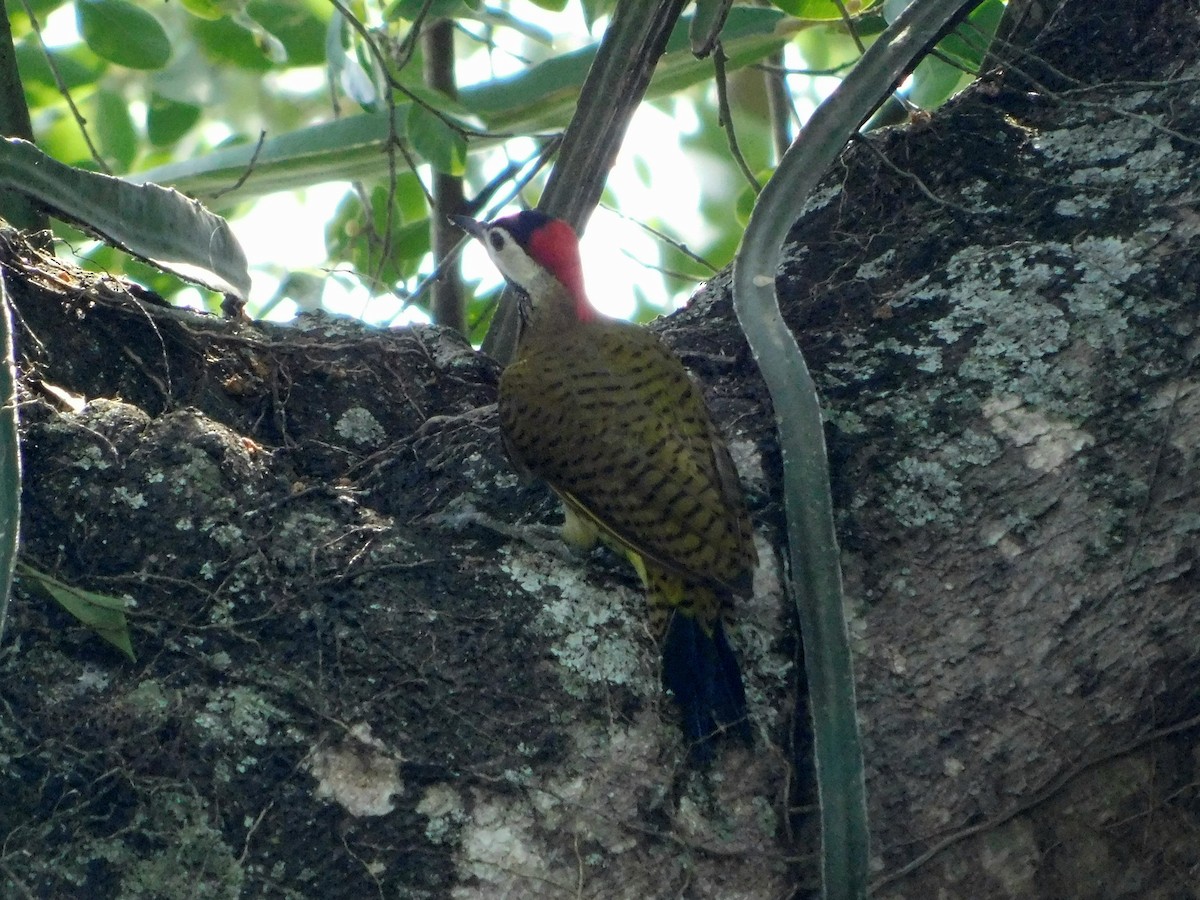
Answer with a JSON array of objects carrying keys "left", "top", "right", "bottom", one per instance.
[{"left": 2, "top": 1, "right": 1199, "bottom": 897}]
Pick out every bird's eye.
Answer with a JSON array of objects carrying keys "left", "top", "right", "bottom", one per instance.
[{"left": 488, "top": 231, "right": 506, "bottom": 252}]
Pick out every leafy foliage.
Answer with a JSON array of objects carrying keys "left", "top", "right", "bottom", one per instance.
[
  {"left": 16, "top": 562, "right": 136, "bottom": 660},
  {"left": 1, "top": 0, "right": 1001, "bottom": 325},
  {"left": 75, "top": 0, "right": 171, "bottom": 69}
]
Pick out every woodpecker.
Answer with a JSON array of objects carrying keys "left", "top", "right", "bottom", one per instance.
[{"left": 454, "top": 210, "right": 756, "bottom": 759}]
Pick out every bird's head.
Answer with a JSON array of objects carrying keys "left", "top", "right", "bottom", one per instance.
[{"left": 452, "top": 210, "right": 595, "bottom": 322}]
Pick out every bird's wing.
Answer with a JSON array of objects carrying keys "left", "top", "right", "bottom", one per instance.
[{"left": 499, "top": 323, "right": 754, "bottom": 591}]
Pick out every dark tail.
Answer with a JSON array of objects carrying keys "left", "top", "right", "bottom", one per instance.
[{"left": 661, "top": 610, "right": 752, "bottom": 762}]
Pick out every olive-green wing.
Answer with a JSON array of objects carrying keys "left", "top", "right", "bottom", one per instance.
[{"left": 499, "top": 322, "right": 754, "bottom": 591}]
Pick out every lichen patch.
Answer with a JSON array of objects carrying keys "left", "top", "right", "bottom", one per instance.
[{"left": 983, "top": 396, "right": 1095, "bottom": 472}]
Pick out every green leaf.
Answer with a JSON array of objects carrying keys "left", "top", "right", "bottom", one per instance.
[
  {"left": 326, "top": 188, "right": 431, "bottom": 287},
  {"left": 528, "top": 0, "right": 568, "bottom": 11},
  {"left": 465, "top": 7, "right": 554, "bottom": 44},
  {"left": 76, "top": 0, "right": 172, "bottom": 70},
  {"left": 772, "top": 0, "right": 881, "bottom": 18},
  {"left": 190, "top": 12, "right": 273, "bottom": 70},
  {"left": 131, "top": 7, "right": 787, "bottom": 201},
  {"left": 392, "top": 170, "right": 429, "bottom": 222},
  {"left": 36, "top": 109, "right": 95, "bottom": 169},
  {"left": 905, "top": 0, "right": 1003, "bottom": 110},
  {"left": 387, "top": 0, "right": 469, "bottom": 19},
  {"left": 93, "top": 88, "right": 138, "bottom": 171},
  {"left": 14, "top": 41, "right": 106, "bottom": 94},
  {"left": 230, "top": 9, "right": 286, "bottom": 64},
  {"left": 399, "top": 79, "right": 482, "bottom": 123},
  {"left": 179, "top": 0, "right": 228, "bottom": 20},
  {"left": 795, "top": 22, "right": 869, "bottom": 72},
  {"left": 466, "top": 287, "right": 498, "bottom": 345},
  {"left": 467, "top": 7, "right": 787, "bottom": 130},
  {"left": 579, "top": 0, "right": 616, "bottom": 28},
  {"left": 735, "top": 169, "right": 774, "bottom": 225},
  {"left": 405, "top": 103, "right": 467, "bottom": 176},
  {"left": 17, "top": 562, "right": 136, "bottom": 661},
  {"left": 936, "top": 0, "right": 1004, "bottom": 70},
  {"left": 690, "top": 0, "right": 733, "bottom": 57},
  {"left": 905, "top": 52, "right": 969, "bottom": 110},
  {"left": 147, "top": 94, "right": 203, "bottom": 147},
  {"left": 133, "top": 110, "right": 401, "bottom": 200},
  {"left": 8, "top": 0, "right": 70, "bottom": 19},
  {"left": 327, "top": 11, "right": 378, "bottom": 108},
  {"left": 0, "top": 138, "right": 251, "bottom": 297}
]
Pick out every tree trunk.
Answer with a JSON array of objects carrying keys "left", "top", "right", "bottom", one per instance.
[{"left": 2, "top": 1, "right": 1197, "bottom": 897}]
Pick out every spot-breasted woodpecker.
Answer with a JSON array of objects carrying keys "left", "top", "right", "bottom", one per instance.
[{"left": 454, "top": 210, "right": 756, "bottom": 759}]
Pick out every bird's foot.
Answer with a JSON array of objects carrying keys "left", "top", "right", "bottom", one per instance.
[{"left": 429, "top": 499, "right": 580, "bottom": 562}]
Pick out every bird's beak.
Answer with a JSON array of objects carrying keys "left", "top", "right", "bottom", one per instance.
[{"left": 450, "top": 214, "right": 485, "bottom": 240}]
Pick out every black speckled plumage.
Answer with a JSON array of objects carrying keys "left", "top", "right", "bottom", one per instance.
[{"left": 461, "top": 211, "right": 757, "bottom": 756}]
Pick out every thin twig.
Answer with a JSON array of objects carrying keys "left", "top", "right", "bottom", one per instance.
[
  {"left": 392, "top": 0, "right": 436, "bottom": 70},
  {"left": 1056, "top": 76, "right": 1200, "bottom": 95},
  {"left": 762, "top": 48, "right": 794, "bottom": 161},
  {"left": 851, "top": 133, "right": 988, "bottom": 215},
  {"left": 618, "top": 247, "right": 710, "bottom": 283},
  {"left": 712, "top": 42, "right": 760, "bottom": 194},
  {"left": 467, "top": 143, "right": 553, "bottom": 216},
  {"left": 832, "top": 0, "right": 923, "bottom": 119},
  {"left": 926, "top": 46, "right": 981, "bottom": 79},
  {"left": 326, "top": 0, "right": 410, "bottom": 291},
  {"left": 982, "top": 29, "right": 1084, "bottom": 89},
  {"left": 832, "top": 0, "right": 867, "bottom": 56},
  {"left": 331, "top": 0, "right": 528, "bottom": 141},
  {"left": 210, "top": 131, "right": 267, "bottom": 199},
  {"left": 754, "top": 60, "right": 858, "bottom": 78},
  {"left": 872, "top": 712, "right": 1200, "bottom": 890},
  {"left": 600, "top": 203, "right": 719, "bottom": 273},
  {"left": 982, "top": 35, "right": 1200, "bottom": 149},
  {"left": 392, "top": 141, "right": 558, "bottom": 324},
  {"left": 17, "top": 0, "right": 109, "bottom": 173},
  {"left": 0, "top": 862, "right": 37, "bottom": 900}
]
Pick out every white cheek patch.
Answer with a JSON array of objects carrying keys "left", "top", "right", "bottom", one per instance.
[{"left": 487, "top": 244, "right": 543, "bottom": 291}]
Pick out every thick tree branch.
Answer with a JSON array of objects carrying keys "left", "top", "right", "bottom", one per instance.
[
  {"left": 423, "top": 18, "right": 467, "bottom": 334},
  {"left": 482, "top": 0, "right": 688, "bottom": 363}
]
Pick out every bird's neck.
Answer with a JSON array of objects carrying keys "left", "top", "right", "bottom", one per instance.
[{"left": 516, "top": 269, "right": 599, "bottom": 350}]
